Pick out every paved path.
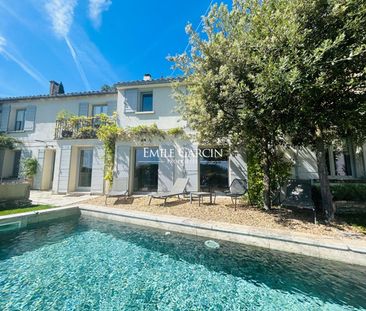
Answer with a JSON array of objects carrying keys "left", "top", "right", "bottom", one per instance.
[{"left": 30, "top": 191, "right": 99, "bottom": 207}]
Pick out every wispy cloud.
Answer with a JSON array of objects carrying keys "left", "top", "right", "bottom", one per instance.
[
  {"left": 44, "top": 0, "right": 91, "bottom": 90},
  {"left": 45, "top": 0, "right": 77, "bottom": 37},
  {"left": 88, "top": 0, "right": 112, "bottom": 28},
  {"left": 65, "top": 36, "right": 91, "bottom": 90},
  {"left": 0, "top": 35, "right": 47, "bottom": 86}
]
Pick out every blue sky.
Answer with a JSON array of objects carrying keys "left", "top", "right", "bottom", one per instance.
[{"left": 0, "top": 0, "right": 228, "bottom": 97}]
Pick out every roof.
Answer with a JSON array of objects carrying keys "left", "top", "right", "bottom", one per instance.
[
  {"left": 0, "top": 90, "right": 116, "bottom": 103},
  {"left": 0, "top": 77, "right": 183, "bottom": 102},
  {"left": 115, "top": 77, "right": 182, "bottom": 87}
]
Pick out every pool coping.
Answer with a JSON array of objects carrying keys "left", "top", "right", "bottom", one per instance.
[
  {"left": 79, "top": 204, "right": 366, "bottom": 266},
  {"left": 1, "top": 205, "right": 365, "bottom": 266},
  {"left": 0, "top": 206, "right": 80, "bottom": 230}
]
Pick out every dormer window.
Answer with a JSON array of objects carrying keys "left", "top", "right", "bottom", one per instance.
[{"left": 139, "top": 92, "right": 153, "bottom": 112}]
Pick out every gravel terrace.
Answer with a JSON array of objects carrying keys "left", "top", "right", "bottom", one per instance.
[{"left": 83, "top": 196, "right": 366, "bottom": 241}]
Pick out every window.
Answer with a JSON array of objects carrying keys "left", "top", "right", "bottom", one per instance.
[
  {"left": 326, "top": 142, "right": 353, "bottom": 177},
  {"left": 139, "top": 92, "right": 153, "bottom": 112},
  {"left": 133, "top": 147, "right": 159, "bottom": 192},
  {"left": 199, "top": 148, "right": 229, "bottom": 191},
  {"left": 92, "top": 104, "right": 108, "bottom": 116},
  {"left": 15, "top": 109, "right": 25, "bottom": 131}
]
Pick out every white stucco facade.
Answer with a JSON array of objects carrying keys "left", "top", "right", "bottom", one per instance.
[{"left": 1, "top": 79, "right": 365, "bottom": 195}]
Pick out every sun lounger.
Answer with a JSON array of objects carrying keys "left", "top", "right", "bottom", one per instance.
[
  {"left": 148, "top": 178, "right": 189, "bottom": 206},
  {"left": 105, "top": 177, "right": 129, "bottom": 205}
]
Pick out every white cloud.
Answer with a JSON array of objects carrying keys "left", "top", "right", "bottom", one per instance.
[
  {"left": 0, "top": 35, "right": 47, "bottom": 86},
  {"left": 43, "top": 0, "right": 91, "bottom": 90},
  {"left": 45, "top": 0, "right": 77, "bottom": 37},
  {"left": 88, "top": 0, "right": 112, "bottom": 28},
  {"left": 0, "top": 36, "right": 5, "bottom": 52}
]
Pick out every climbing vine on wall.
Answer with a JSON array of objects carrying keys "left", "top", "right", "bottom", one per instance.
[{"left": 96, "top": 120, "right": 187, "bottom": 185}]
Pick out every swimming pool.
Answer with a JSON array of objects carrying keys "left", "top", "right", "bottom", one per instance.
[{"left": 1, "top": 216, "right": 365, "bottom": 310}]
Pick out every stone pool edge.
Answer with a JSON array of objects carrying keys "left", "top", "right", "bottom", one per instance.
[
  {"left": 0, "top": 206, "right": 80, "bottom": 229},
  {"left": 79, "top": 204, "right": 366, "bottom": 267},
  {"left": 1, "top": 205, "right": 365, "bottom": 266}
]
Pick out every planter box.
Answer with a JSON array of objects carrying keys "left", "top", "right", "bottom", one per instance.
[
  {"left": 335, "top": 201, "right": 366, "bottom": 214},
  {"left": 0, "top": 183, "right": 31, "bottom": 208}
]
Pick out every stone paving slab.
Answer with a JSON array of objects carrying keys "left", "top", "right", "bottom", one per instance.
[{"left": 30, "top": 191, "right": 98, "bottom": 207}]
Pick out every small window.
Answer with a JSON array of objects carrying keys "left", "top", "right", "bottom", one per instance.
[
  {"left": 139, "top": 92, "right": 153, "bottom": 112},
  {"left": 92, "top": 104, "right": 108, "bottom": 116},
  {"left": 15, "top": 109, "right": 25, "bottom": 131}
]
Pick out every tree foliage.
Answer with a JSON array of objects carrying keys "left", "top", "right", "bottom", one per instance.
[
  {"left": 281, "top": 0, "right": 366, "bottom": 221},
  {"left": 170, "top": 0, "right": 297, "bottom": 209},
  {"left": 101, "top": 84, "right": 117, "bottom": 92},
  {"left": 171, "top": 0, "right": 366, "bottom": 220},
  {"left": 0, "top": 133, "right": 22, "bottom": 150},
  {"left": 58, "top": 82, "right": 65, "bottom": 94}
]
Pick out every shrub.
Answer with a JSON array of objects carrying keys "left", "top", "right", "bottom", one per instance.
[
  {"left": 312, "top": 183, "right": 366, "bottom": 203},
  {"left": 75, "top": 127, "right": 96, "bottom": 139},
  {"left": 22, "top": 158, "right": 38, "bottom": 178}
]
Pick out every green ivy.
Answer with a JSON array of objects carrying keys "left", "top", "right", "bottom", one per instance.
[{"left": 127, "top": 123, "right": 166, "bottom": 142}]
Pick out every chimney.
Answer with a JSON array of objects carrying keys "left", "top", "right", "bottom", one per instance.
[
  {"left": 143, "top": 73, "right": 152, "bottom": 81},
  {"left": 49, "top": 80, "right": 60, "bottom": 96}
]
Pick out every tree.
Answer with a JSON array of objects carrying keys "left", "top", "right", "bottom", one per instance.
[
  {"left": 101, "top": 84, "right": 116, "bottom": 92},
  {"left": 282, "top": 0, "right": 366, "bottom": 221},
  {"left": 58, "top": 82, "right": 65, "bottom": 94},
  {"left": 170, "top": 0, "right": 298, "bottom": 209},
  {"left": 0, "top": 133, "right": 22, "bottom": 150}
]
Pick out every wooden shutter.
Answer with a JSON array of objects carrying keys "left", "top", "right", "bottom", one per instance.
[
  {"left": 181, "top": 142, "right": 199, "bottom": 191},
  {"left": 158, "top": 143, "right": 175, "bottom": 192},
  {"left": 24, "top": 105, "right": 37, "bottom": 131},
  {"left": 229, "top": 152, "right": 248, "bottom": 184},
  {"left": 78, "top": 102, "right": 89, "bottom": 116},
  {"left": 90, "top": 145, "right": 104, "bottom": 194},
  {"left": 124, "top": 89, "right": 138, "bottom": 113},
  {"left": 107, "top": 100, "right": 117, "bottom": 116},
  {"left": 0, "top": 104, "right": 10, "bottom": 132},
  {"left": 115, "top": 145, "right": 130, "bottom": 192},
  {"left": 57, "top": 145, "right": 72, "bottom": 193}
]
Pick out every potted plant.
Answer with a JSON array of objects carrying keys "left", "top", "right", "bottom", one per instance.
[{"left": 22, "top": 158, "right": 38, "bottom": 188}]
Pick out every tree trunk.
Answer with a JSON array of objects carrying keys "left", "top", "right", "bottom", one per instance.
[
  {"left": 315, "top": 140, "right": 335, "bottom": 222},
  {"left": 263, "top": 157, "right": 271, "bottom": 210}
]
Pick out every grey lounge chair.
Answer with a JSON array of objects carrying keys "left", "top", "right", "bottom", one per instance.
[
  {"left": 148, "top": 178, "right": 189, "bottom": 206},
  {"left": 214, "top": 178, "right": 248, "bottom": 210},
  {"left": 281, "top": 179, "right": 317, "bottom": 224},
  {"left": 105, "top": 177, "right": 129, "bottom": 205}
]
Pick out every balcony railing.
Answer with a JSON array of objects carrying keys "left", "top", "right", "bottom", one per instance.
[{"left": 54, "top": 116, "right": 110, "bottom": 139}]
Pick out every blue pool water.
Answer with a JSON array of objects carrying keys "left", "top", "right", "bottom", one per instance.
[{"left": 0, "top": 216, "right": 366, "bottom": 310}]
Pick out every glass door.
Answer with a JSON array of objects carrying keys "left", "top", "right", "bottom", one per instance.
[
  {"left": 78, "top": 149, "right": 93, "bottom": 190},
  {"left": 199, "top": 148, "right": 229, "bottom": 191},
  {"left": 133, "top": 147, "right": 159, "bottom": 192}
]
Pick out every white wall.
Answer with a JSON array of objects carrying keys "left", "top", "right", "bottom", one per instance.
[
  {"left": 3, "top": 94, "right": 116, "bottom": 146},
  {"left": 117, "top": 86, "right": 186, "bottom": 130}
]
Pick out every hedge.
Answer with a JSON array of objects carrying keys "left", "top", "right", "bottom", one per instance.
[{"left": 312, "top": 183, "right": 366, "bottom": 203}]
